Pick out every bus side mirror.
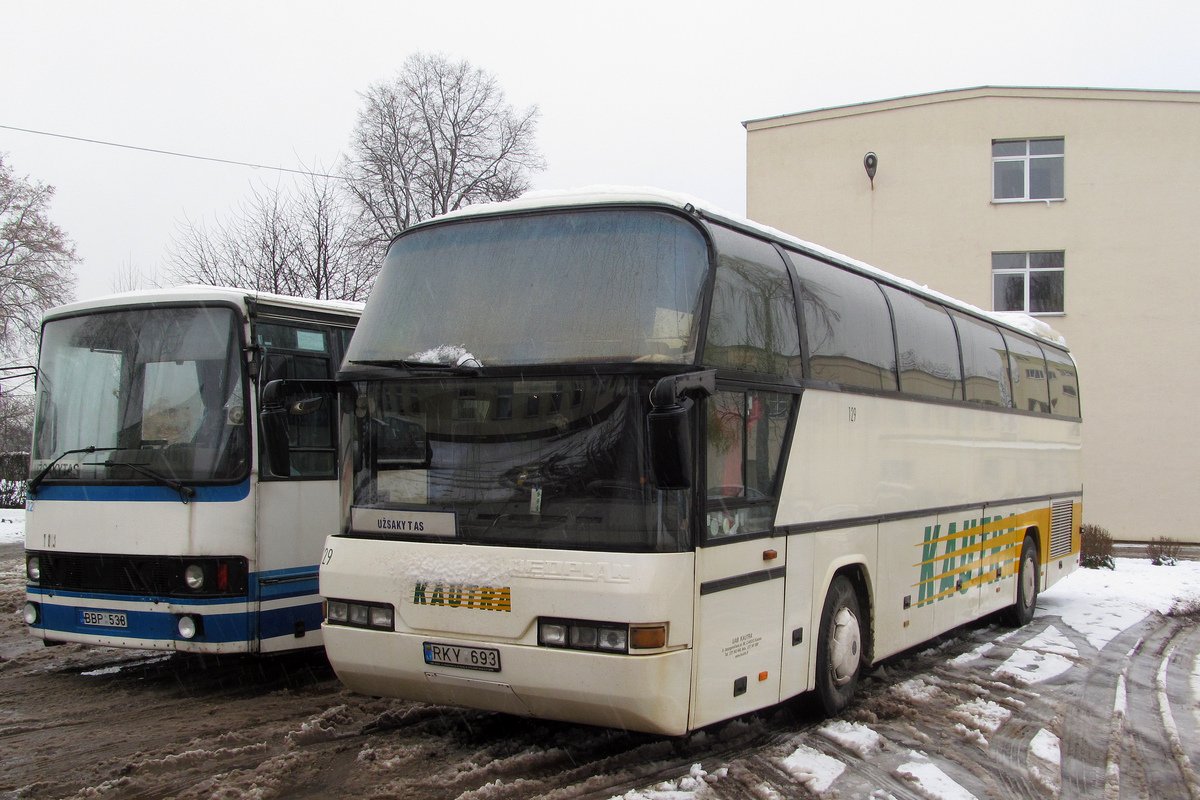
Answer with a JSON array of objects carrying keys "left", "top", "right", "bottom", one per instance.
[{"left": 647, "top": 370, "right": 715, "bottom": 490}]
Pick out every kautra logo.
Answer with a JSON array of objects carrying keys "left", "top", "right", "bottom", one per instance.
[
  {"left": 914, "top": 514, "right": 1029, "bottom": 607},
  {"left": 412, "top": 583, "right": 512, "bottom": 612}
]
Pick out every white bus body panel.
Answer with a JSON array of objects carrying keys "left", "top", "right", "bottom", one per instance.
[
  {"left": 775, "top": 389, "right": 1081, "bottom": 693},
  {"left": 320, "top": 536, "right": 696, "bottom": 735}
]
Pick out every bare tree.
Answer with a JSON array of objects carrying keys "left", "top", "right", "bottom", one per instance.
[
  {"left": 345, "top": 53, "right": 546, "bottom": 256},
  {"left": 167, "top": 173, "right": 375, "bottom": 301},
  {"left": 0, "top": 154, "right": 77, "bottom": 359}
]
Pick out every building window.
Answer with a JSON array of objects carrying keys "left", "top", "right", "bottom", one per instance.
[
  {"left": 993, "top": 251, "right": 1064, "bottom": 314},
  {"left": 993, "top": 138, "right": 1064, "bottom": 201}
]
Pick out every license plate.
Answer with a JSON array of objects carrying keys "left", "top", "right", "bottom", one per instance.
[
  {"left": 423, "top": 642, "right": 501, "bottom": 672},
  {"left": 79, "top": 610, "right": 128, "bottom": 628}
]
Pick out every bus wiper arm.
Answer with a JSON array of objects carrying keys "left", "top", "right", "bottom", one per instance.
[
  {"left": 349, "top": 359, "right": 481, "bottom": 375},
  {"left": 27, "top": 446, "right": 119, "bottom": 497},
  {"left": 102, "top": 460, "right": 197, "bottom": 504}
]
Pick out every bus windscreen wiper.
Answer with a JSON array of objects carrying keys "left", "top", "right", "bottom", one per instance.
[
  {"left": 27, "top": 446, "right": 118, "bottom": 497},
  {"left": 349, "top": 359, "right": 481, "bottom": 375},
  {"left": 100, "top": 460, "right": 197, "bottom": 504}
]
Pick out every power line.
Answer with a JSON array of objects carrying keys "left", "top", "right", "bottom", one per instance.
[{"left": 0, "top": 123, "right": 344, "bottom": 180}]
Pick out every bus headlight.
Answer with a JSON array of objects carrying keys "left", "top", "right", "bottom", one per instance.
[
  {"left": 184, "top": 564, "right": 205, "bottom": 590},
  {"left": 326, "top": 600, "right": 349, "bottom": 623},
  {"left": 324, "top": 598, "right": 394, "bottom": 630},
  {"left": 23, "top": 602, "right": 39, "bottom": 625},
  {"left": 538, "top": 618, "right": 666, "bottom": 654},
  {"left": 177, "top": 614, "right": 203, "bottom": 639},
  {"left": 26, "top": 555, "right": 40, "bottom": 582}
]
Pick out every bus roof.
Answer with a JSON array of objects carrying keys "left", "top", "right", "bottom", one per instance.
[
  {"left": 425, "top": 186, "right": 1068, "bottom": 349},
  {"left": 42, "top": 286, "right": 365, "bottom": 323}
]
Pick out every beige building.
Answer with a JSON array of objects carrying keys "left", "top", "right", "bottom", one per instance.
[{"left": 745, "top": 86, "right": 1200, "bottom": 543}]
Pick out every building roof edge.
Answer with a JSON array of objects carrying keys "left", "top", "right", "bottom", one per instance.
[{"left": 743, "top": 85, "right": 1200, "bottom": 129}]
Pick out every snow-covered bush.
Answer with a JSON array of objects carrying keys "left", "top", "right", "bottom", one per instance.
[
  {"left": 1080, "top": 523, "right": 1115, "bottom": 570},
  {"left": 1147, "top": 536, "right": 1181, "bottom": 566}
]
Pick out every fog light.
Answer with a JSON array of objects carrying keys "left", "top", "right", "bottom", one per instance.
[
  {"left": 26, "top": 555, "right": 40, "bottom": 582},
  {"left": 177, "top": 614, "right": 201, "bottom": 639},
  {"left": 185, "top": 564, "right": 205, "bottom": 590},
  {"left": 23, "top": 602, "right": 39, "bottom": 625},
  {"left": 348, "top": 604, "right": 369, "bottom": 626},
  {"left": 326, "top": 600, "right": 348, "bottom": 623},
  {"left": 597, "top": 626, "right": 628, "bottom": 652},
  {"left": 569, "top": 624, "right": 598, "bottom": 649},
  {"left": 369, "top": 606, "right": 394, "bottom": 629},
  {"left": 538, "top": 621, "right": 568, "bottom": 646}
]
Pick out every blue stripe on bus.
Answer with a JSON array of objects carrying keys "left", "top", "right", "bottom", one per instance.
[
  {"left": 28, "top": 563, "right": 325, "bottom": 646},
  {"left": 258, "top": 601, "right": 324, "bottom": 640},
  {"left": 36, "top": 601, "right": 252, "bottom": 644},
  {"left": 32, "top": 480, "right": 252, "bottom": 503}
]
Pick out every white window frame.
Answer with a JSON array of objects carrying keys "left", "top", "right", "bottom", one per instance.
[
  {"left": 992, "top": 138, "right": 1064, "bottom": 202},
  {"left": 992, "top": 251, "right": 1065, "bottom": 315}
]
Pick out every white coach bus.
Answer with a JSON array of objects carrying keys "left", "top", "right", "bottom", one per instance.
[
  {"left": 310, "top": 188, "right": 1081, "bottom": 734},
  {"left": 23, "top": 287, "right": 360, "bottom": 654}
]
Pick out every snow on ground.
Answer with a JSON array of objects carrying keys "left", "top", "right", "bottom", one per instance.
[
  {"left": 615, "top": 558, "right": 1200, "bottom": 800},
  {"left": 1039, "top": 557, "right": 1200, "bottom": 650},
  {"left": 0, "top": 508, "right": 23, "bottom": 544}
]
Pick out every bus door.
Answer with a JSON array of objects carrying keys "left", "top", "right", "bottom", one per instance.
[
  {"left": 253, "top": 320, "right": 350, "bottom": 652},
  {"left": 690, "top": 388, "right": 790, "bottom": 729}
]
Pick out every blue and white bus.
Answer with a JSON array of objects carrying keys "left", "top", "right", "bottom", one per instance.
[{"left": 22, "top": 287, "right": 360, "bottom": 654}]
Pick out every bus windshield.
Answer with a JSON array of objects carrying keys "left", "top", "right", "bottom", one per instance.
[
  {"left": 32, "top": 305, "right": 249, "bottom": 484},
  {"left": 345, "top": 209, "right": 710, "bottom": 368},
  {"left": 347, "top": 374, "right": 692, "bottom": 552}
]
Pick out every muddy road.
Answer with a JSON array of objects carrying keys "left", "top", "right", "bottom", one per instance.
[{"left": 3, "top": 541, "right": 1198, "bottom": 800}]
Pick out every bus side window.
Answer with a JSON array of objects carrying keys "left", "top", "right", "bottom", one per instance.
[
  {"left": 1042, "top": 345, "right": 1080, "bottom": 417},
  {"left": 951, "top": 312, "right": 1011, "bottom": 407},
  {"left": 1003, "top": 332, "right": 1051, "bottom": 414},
  {"left": 882, "top": 286, "right": 963, "bottom": 400},
  {"left": 703, "top": 226, "right": 802, "bottom": 380},
  {"left": 788, "top": 252, "right": 898, "bottom": 391},
  {"left": 704, "top": 388, "right": 793, "bottom": 539}
]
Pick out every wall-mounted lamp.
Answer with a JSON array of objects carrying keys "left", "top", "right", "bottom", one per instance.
[{"left": 863, "top": 152, "right": 878, "bottom": 190}]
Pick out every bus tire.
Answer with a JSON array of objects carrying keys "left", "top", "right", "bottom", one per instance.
[
  {"left": 815, "top": 574, "right": 863, "bottom": 717},
  {"left": 1002, "top": 535, "right": 1039, "bottom": 627}
]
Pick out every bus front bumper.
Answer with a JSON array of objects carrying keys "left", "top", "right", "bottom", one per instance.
[{"left": 323, "top": 623, "right": 695, "bottom": 736}]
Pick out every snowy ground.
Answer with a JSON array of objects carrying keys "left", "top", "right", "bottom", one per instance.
[
  {"left": 2, "top": 520, "right": 1199, "bottom": 799},
  {"left": 0, "top": 508, "right": 23, "bottom": 544}
]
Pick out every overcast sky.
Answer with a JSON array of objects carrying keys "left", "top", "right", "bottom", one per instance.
[{"left": 2, "top": 0, "right": 1197, "bottom": 302}]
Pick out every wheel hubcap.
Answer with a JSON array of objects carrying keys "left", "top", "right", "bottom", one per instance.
[
  {"left": 1021, "top": 554, "right": 1036, "bottom": 607},
  {"left": 829, "top": 606, "right": 861, "bottom": 685}
]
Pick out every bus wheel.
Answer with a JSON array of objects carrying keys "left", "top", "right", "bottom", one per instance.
[
  {"left": 1002, "top": 536, "right": 1039, "bottom": 627},
  {"left": 815, "top": 575, "right": 862, "bottom": 717}
]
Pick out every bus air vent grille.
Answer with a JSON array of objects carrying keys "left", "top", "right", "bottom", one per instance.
[{"left": 1049, "top": 501, "right": 1074, "bottom": 558}]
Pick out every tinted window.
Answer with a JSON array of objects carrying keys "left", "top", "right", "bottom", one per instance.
[
  {"left": 789, "top": 252, "right": 897, "bottom": 391},
  {"left": 950, "top": 314, "right": 1011, "bottom": 407},
  {"left": 1004, "top": 332, "right": 1050, "bottom": 413},
  {"left": 350, "top": 210, "right": 709, "bottom": 367},
  {"left": 1042, "top": 346, "right": 1080, "bottom": 418},
  {"left": 883, "top": 287, "right": 962, "bottom": 400},
  {"left": 703, "top": 226, "right": 801, "bottom": 379},
  {"left": 705, "top": 389, "right": 793, "bottom": 540}
]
